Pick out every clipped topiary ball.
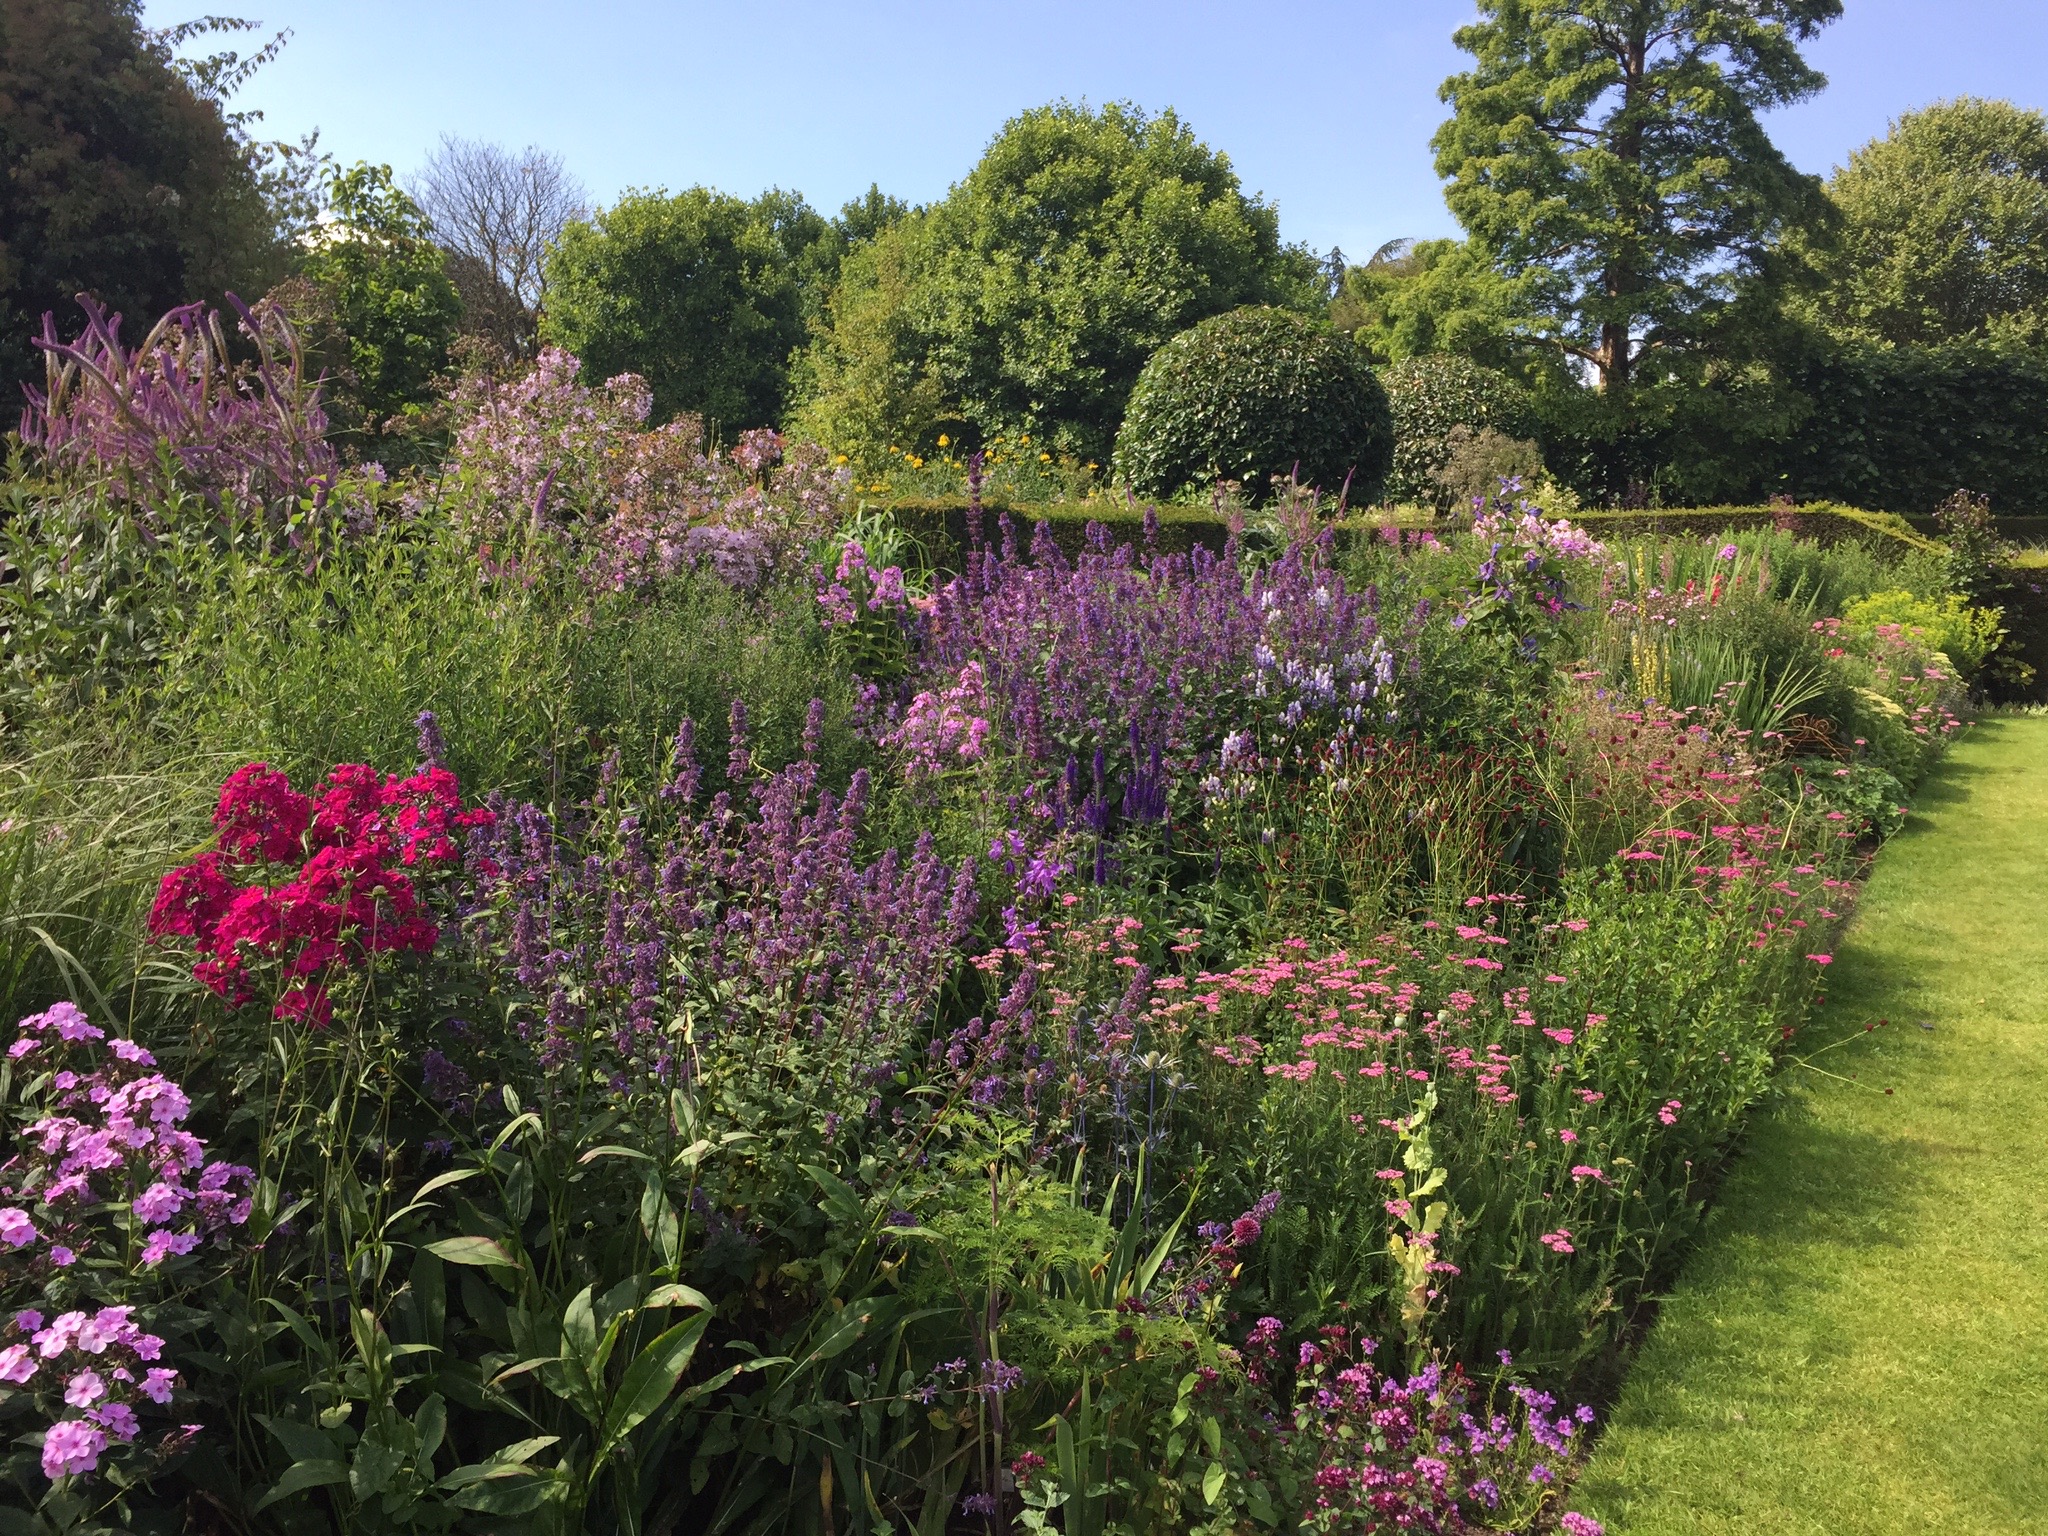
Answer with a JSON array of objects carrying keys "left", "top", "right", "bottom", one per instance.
[
  {"left": 1378, "top": 355, "right": 1533, "bottom": 514},
  {"left": 1113, "top": 306, "right": 1393, "bottom": 504}
]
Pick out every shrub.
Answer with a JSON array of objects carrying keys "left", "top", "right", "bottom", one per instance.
[
  {"left": 542, "top": 186, "right": 812, "bottom": 428},
  {"left": 792, "top": 102, "right": 1320, "bottom": 466},
  {"left": 1432, "top": 425, "right": 1549, "bottom": 516},
  {"left": 298, "top": 163, "right": 461, "bottom": 447},
  {"left": 1113, "top": 307, "right": 1393, "bottom": 504},
  {"left": 1379, "top": 354, "right": 1534, "bottom": 512},
  {"left": 1842, "top": 589, "right": 2004, "bottom": 678}
]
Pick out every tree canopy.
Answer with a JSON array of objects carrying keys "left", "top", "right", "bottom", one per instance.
[
  {"left": 1433, "top": 0, "right": 1841, "bottom": 397},
  {"left": 0, "top": 0, "right": 287, "bottom": 383},
  {"left": 300, "top": 164, "right": 461, "bottom": 440},
  {"left": 1796, "top": 97, "right": 2048, "bottom": 349},
  {"left": 792, "top": 101, "right": 1321, "bottom": 466},
  {"left": 543, "top": 187, "right": 834, "bottom": 427}
]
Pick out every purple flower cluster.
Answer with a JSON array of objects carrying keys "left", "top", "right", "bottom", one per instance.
[
  {"left": 0, "top": 1306, "right": 191, "bottom": 1480},
  {"left": 19, "top": 295, "right": 361, "bottom": 529},
  {"left": 1248, "top": 1323, "right": 1602, "bottom": 1536},
  {"left": 918, "top": 517, "right": 1410, "bottom": 798},
  {"left": 464, "top": 700, "right": 977, "bottom": 1089},
  {"left": 431, "top": 349, "right": 843, "bottom": 590},
  {"left": 1, "top": 1004, "right": 253, "bottom": 1269}
]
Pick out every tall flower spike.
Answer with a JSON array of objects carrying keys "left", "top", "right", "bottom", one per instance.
[
  {"left": 727, "top": 699, "right": 751, "bottom": 784},
  {"left": 664, "top": 717, "right": 701, "bottom": 804}
]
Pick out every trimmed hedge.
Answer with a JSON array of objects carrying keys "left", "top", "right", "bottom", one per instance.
[
  {"left": 1777, "top": 344, "right": 2048, "bottom": 517},
  {"left": 881, "top": 498, "right": 1233, "bottom": 571},
  {"left": 876, "top": 497, "right": 1940, "bottom": 573}
]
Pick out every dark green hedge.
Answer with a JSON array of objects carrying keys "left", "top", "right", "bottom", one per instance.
[
  {"left": 1775, "top": 345, "right": 2048, "bottom": 517},
  {"left": 882, "top": 498, "right": 1233, "bottom": 571},
  {"left": 877, "top": 497, "right": 1938, "bottom": 572}
]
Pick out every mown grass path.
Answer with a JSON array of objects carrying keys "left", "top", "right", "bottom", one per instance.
[{"left": 1577, "top": 716, "right": 2048, "bottom": 1535}]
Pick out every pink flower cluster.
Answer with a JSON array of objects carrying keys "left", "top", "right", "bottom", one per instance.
[
  {"left": 885, "top": 662, "right": 993, "bottom": 779},
  {"left": 429, "top": 349, "right": 844, "bottom": 591},
  {"left": 148, "top": 761, "right": 492, "bottom": 1026},
  {"left": 1, "top": 1003, "right": 252, "bottom": 1269},
  {"left": 816, "top": 538, "right": 910, "bottom": 628},
  {"left": 0, "top": 1305, "right": 190, "bottom": 1480}
]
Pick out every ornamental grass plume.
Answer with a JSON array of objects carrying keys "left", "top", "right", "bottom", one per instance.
[{"left": 19, "top": 294, "right": 358, "bottom": 530}]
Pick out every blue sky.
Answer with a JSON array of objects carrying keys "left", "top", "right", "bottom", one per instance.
[{"left": 146, "top": 1, "right": 2048, "bottom": 260}]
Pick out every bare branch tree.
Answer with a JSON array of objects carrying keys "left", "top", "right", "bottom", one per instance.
[{"left": 414, "top": 136, "right": 587, "bottom": 356}]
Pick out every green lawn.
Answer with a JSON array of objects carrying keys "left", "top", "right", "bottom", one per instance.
[{"left": 1576, "top": 715, "right": 2048, "bottom": 1535}]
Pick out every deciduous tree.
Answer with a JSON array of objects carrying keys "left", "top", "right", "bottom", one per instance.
[{"left": 1797, "top": 97, "right": 2048, "bottom": 348}]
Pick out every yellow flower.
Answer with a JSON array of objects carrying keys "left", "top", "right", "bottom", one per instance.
[
  {"left": 1039, "top": 452, "right": 1051, "bottom": 462},
  {"left": 937, "top": 433, "right": 950, "bottom": 447},
  {"left": 1018, "top": 434, "right": 1030, "bottom": 445},
  {"left": 834, "top": 454, "right": 849, "bottom": 465}
]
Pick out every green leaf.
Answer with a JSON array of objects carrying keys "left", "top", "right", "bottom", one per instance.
[
  {"left": 414, "top": 1393, "right": 447, "bottom": 1478},
  {"left": 414, "top": 1166, "right": 482, "bottom": 1200},
  {"left": 802, "top": 1163, "right": 865, "bottom": 1228},
  {"left": 578, "top": 1143, "right": 654, "bottom": 1164},
  {"left": 253, "top": 1460, "right": 350, "bottom": 1513},
  {"left": 434, "top": 1436, "right": 560, "bottom": 1490},
  {"left": 424, "top": 1236, "right": 520, "bottom": 1269},
  {"left": 1202, "top": 1459, "right": 1227, "bottom": 1506},
  {"left": 643, "top": 1282, "right": 711, "bottom": 1311},
  {"left": 598, "top": 1311, "right": 710, "bottom": 1456},
  {"left": 258, "top": 1413, "right": 340, "bottom": 1465},
  {"left": 561, "top": 1284, "right": 599, "bottom": 1361},
  {"left": 640, "top": 1168, "right": 682, "bottom": 1268},
  {"left": 351, "top": 1431, "right": 407, "bottom": 1499}
]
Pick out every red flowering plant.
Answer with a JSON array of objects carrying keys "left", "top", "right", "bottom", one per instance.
[{"left": 147, "top": 734, "right": 494, "bottom": 1028}]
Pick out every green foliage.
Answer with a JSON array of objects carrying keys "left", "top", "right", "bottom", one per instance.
[
  {"left": 1378, "top": 355, "right": 1535, "bottom": 511},
  {"left": 1113, "top": 307, "right": 1393, "bottom": 504},
  {"left": 1842, "top": 589, "right": 2004, "bottom": 679},
  {"left": 0, "top": 479, "right": 193, "bottom": 723},
  {"left": 0, "top": 0, "right": 290, "bottom": 385},
  {"left": 0, "top": 746, "right": 209, "bottom": 1027},
  {"left": 793, "top": 101, "right": 1320, "bottom": 466},
  {"left": 156, "top": 519, "right": 577, "bottom": 800},
  {"left": 1797, "top": 97, "right": 2048, "bottom": 348},
  {"left": 1772, "top": 342, "right": 2048, "bottom": 515},
  {"left": 301, "top": 163, "right": 461, "bottom": 442},
  {"left": 564, "top": 575, "right": 870, "bottom": 798},
  {"left": 1333, "top": 238, "right": 1546, "bottom": 377},
  {"left": 1433, "top": 0, "right": 1840, "bottom": 398},
  {"left": 542, "top": 187, "right": 814, "bottom": 427}
]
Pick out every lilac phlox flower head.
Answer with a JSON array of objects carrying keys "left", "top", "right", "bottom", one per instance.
[{"left": 40, "top": 1418, "right": 106, "bottom": 1479}]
